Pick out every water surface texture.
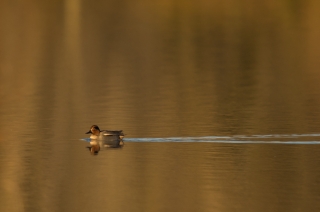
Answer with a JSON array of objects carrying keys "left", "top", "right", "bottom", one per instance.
[{"left": 1, "top": 1, "right": 320, "bottom": 212}]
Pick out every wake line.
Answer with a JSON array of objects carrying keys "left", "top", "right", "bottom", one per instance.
[{"left": 123, "top": 134, "right": 320, "bottom": 144}]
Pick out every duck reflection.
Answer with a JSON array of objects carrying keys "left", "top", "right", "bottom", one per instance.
[
  {"left": 86, "top": 140, "right": 101, "bottom": 155},
  {"left": 86, "top": 135, "right": 124, "bottom": 155}
]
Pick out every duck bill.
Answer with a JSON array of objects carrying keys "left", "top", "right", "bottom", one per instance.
[{"left": 85, "top": 130, "right": 92, "bottom": 134}]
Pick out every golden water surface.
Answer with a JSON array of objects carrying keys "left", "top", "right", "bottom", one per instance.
[{"left": 1, "top": 1, "right": 320, "bottom": 211}]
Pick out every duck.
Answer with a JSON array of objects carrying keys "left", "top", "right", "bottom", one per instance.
[
  {"left": 86, "top": 125, "right": 124, "bottom": 139},
  {"left": 85, "top": 125, "right": 124, "bottom": 146}
]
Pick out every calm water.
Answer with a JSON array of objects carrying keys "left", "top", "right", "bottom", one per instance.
[{"left": 1, "top": 0, "right": 320, "bottom": 211}]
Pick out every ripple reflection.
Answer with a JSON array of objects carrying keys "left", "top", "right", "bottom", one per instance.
[{"left": 123, "top": 134, "right": 320, "bottom": 144}]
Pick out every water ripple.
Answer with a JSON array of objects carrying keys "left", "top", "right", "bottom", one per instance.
[{"left": 122, "top": 134, "right": 320, "bottom": 144}]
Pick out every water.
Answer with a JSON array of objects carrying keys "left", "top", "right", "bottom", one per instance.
[{"left": 1, "top": 0, "right": 320, "bottom": 211}]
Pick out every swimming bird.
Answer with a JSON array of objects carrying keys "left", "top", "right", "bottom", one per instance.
[
  {"left": 86, "top": 125, "right": 124, "bottom": 139},
  {"left": 86, "top": 125, "right": 124, "bottom": 146}
]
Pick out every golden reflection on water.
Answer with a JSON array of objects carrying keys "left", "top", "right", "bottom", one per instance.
[
  {"left": 1, "top": 0, "right": 320, "bottom": 137},
  {"left": 1, "top": 1, "right": 320, "bottom": 212}
]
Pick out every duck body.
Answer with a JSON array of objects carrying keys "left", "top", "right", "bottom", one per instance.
[{"left": 86, "top": 125, "right": 124, "bottom": 147}]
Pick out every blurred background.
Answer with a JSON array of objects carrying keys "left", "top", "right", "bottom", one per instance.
[
  {"left": 1, "top": 0, "right": 320, "bottom": 137},
  {"left": 1, "top": 0, "right": 320, "bottom": 211}
]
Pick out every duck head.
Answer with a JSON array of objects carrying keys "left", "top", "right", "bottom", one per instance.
[{"left": 85, "top": 125, "right": 101, "bottom": 136}]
